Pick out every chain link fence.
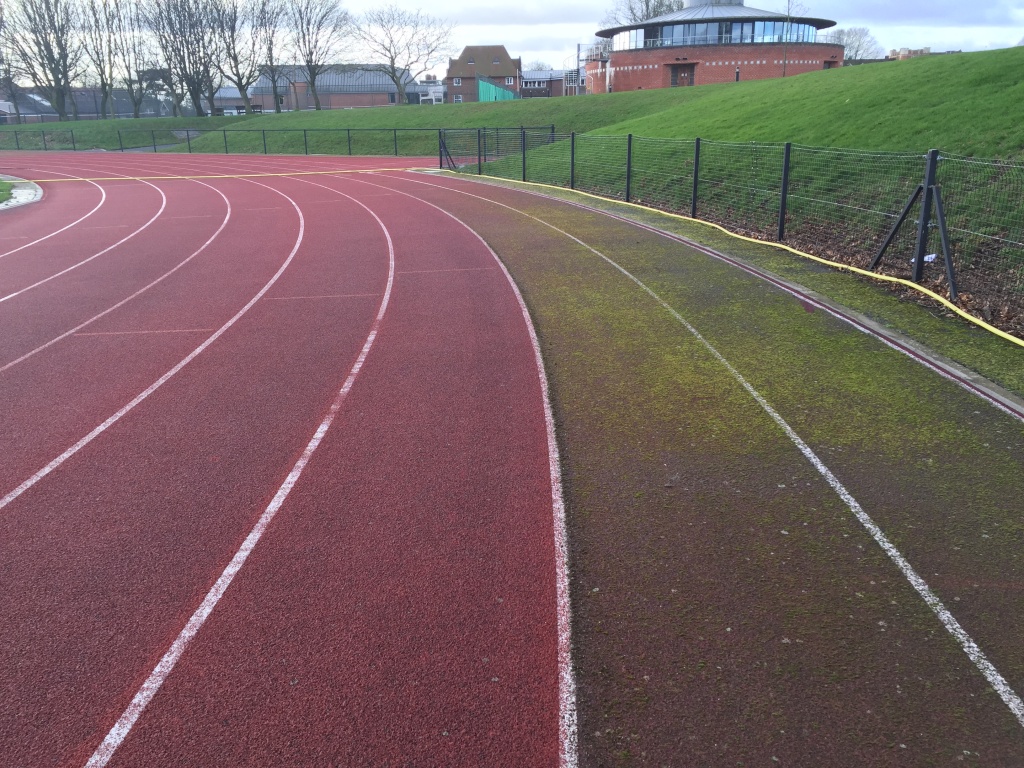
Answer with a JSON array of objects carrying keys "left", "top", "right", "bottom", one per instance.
[{"left": 441, "top": 128, "right": 1024, "bottom": 338}]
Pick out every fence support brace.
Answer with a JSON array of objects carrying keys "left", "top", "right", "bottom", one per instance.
[
  {"left": 521, "top": 128, "right": 527, "bottom": 182},
  {"left": 625, "top": 134, "right": 633, "bottom": 203},
  {"left": 777, "top": 142, "right": 791, "bottom": 241},
  {"left": 913, "top": 149, "right": 940, "bottom": 283},
  {"left": 691, "top": 138, "right": 701, "bottom": 218},
  {"left": 570, "top": 132, "right": 576, "bottom": 190}
]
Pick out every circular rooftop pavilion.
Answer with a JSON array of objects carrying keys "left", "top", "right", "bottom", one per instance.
[{"left": 596, "top": 0, "right": 837, "bottom": 51}]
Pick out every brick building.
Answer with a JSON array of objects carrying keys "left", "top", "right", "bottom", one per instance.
[
  {"left": 445, "top": 46, "right": 522, "bottom": 103},
  {"left": 521, "top": 70, "right": 566, "bottom": 98},
  {"left": 585, "top": 0, "right": 843, "bottom": 92}
]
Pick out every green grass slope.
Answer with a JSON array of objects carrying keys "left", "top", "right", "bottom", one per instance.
[{"left": 1, "top": 45, "right": 1022, "bottom": 157}]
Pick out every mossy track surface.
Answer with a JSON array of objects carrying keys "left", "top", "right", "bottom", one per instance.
[{"left": 368, "top": 171, "right": 1024, "bottom": 765}]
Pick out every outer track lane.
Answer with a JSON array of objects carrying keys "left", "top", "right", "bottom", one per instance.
[
  {"left": 360, "top": 171, "right": 1024, "bottom": 764},
  {"left": 73, "top": 170, "right": 563, "bottom": 766},
  {"left": 0, "top": 170, "right": 395, "bottom": 765}
]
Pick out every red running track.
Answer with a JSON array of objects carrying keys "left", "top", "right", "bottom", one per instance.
[{"left": 0, "top": 153, "right": 572, "bottom": 767}]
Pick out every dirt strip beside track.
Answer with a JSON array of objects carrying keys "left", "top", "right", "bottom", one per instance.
[{"left": 367, "top": 171, "right": 1024, "bottom": 766}]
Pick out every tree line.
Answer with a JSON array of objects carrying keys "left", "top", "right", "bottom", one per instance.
[{"left": 0, "top": 0, "right": 454, "bottom": 121}]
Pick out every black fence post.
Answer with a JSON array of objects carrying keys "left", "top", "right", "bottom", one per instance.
[
  {"left": 41, "top": 131, "right": 47, "bottom": 151},
  {"left": 152, "top": 130, "right": 157, "bottom": 153},
  {"left": 223, "top": 130, "right": 229, "bottom": 154},
  {"left": 438, "top": 130, "right": 443, "bottom": 169},
  {"left": 13, "top": 131, "right": 20, "bottom": 150},
  {"left": 70, "top": 130, "right": 76, "bottom": 151},
  {"left": 117, "top": 130, "right": 123, "bottom": 152},
  {"left": 262, "top": 130, "right": 268, "bottom": 154},
  {"left": 393, "top": 128, "right": 398, "bottom": 156},
  {"left": 477, "top": 128, "right": 482, "bottom": 174},
  {"left": 186, "top": 130, "right": 192, "bottom": 153},
  {"left": 932, "top": 185, "right": 959, "bottom": 302},
  {"left": 570, "top": 132, "right": 576, "bottom": 190},
  {"left": 483, "top": 129, "right": 488, "bottom": 162},
  {"left": 777, "top": 142, "right": 792, "bottom": 241},
  {"left": 691, "top": 137, "right": 701, "bottom": 218},
  {"left": 913, "top": 149, "right": 939, "bottom": 283},
  {"left": 625, "top": 134, "right": 633, "bottom": 202},
  {"left": 347, "top": 129, "right": 352, "bottom": 156},
  {"left": 521, "top": 128, "right": 527, "bottom": 182},
  {"left": 303, "top": 129, "right": 308, "bottom": 155}
]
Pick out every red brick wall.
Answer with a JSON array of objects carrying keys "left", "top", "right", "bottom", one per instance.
[{"left": 586, "top": 42, "right": 843, "bottom": 92}]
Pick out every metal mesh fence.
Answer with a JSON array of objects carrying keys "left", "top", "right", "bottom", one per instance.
[
  {"left": 696, "top": 140, "right": 785, "bottom": 237},
  {"left": 785, "top": 146, "right": 925, "bottom": 279},
  {"left": 447, "top": 131, "right": 1024, "bottom": 336},
  {"left": 937, "top": 154, "right": 1024, "bottom": 328}
]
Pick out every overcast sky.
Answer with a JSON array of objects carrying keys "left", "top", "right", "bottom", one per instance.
[{"left": 344, "top": 0, "right": 1024, "bottom": 71}]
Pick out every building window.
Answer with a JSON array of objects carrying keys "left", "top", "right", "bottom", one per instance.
[
  {"left": 453, "top": 77, "right": 461, "bottom": 85},
  {"left": 454, "top": 95, "right": 462, "bottom": 103},
  {"left": 506, "top": 76, "right": 514, "bottom": 85}
]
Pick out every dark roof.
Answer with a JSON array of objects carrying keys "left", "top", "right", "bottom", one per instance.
[
  {"left": 597, "top": 0, "right": 835, "bottom": 37},
  {"left": 447, "top": 46, "right": 522, "bottom": 79},
  {"left": 251, "top": 65, "right": 417, "bottom": 94}
]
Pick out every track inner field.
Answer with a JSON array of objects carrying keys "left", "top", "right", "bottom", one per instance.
[{"left": 0, "top": 154, "right": 564, "bottom": 766}]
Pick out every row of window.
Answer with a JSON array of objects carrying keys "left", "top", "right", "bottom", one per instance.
[
  {"left": 451, "top": 77, "right": 516, "bottom": 86},
  {"left": 613, "top": 21, "right": 819, "bottom": 51}
]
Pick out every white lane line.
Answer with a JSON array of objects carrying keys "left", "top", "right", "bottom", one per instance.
[
  {"left": 0, "top": 171, "right": 105, "bottom": 260},
  {"left": 0, "top": 181, "right": 230, "bottom": 375},
  {"left": 74, "top": 328, "right": 215, "bottom": 336},
  {"left": 83, "top": 183, "right": 396, "bottom": 768},
  {"left": 378, "top": 172, "right": 1024, "bottom": 732},
  {"left": 0, "top": 178, "right": 300, "bottom": 514},
  {"left": 0, "top": 177, "right": 167, "bottom": 305},
  {"left": 396, "top": 267, "right": 496, "bottom": 274},
  {"left": 341, "top": 173, "right": 578, "bottom": 768},
  {"left": 264, "top": 293, "right": 379, "bottom": 300}
]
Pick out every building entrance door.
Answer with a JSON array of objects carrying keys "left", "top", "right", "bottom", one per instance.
[{"left": 670, "top": 64, "right": 695, "bottom": 86}]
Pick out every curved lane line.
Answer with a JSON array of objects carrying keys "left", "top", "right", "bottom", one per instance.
[
  {"left": 0, "top": 178, "right": 302, "bottom": 514},
  {"left": 0, "top": 171, "right": 106, "bottom": 260},
  {"left": 0, "top": 179, "right": 231, "bottom": 374},
  {"left": 82, "top": 184, "right": 397, "bottom": 768},
  {"left": 370, "top": 171, "right": 1024, "bottom": 732},
  {"left": 331, "top": 172, "right": 578, "bottom": 768},
  {"left": 0, "top": 172, "right": 167, "bottom": 304}
]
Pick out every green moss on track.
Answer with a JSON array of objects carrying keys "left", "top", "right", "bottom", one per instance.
[{"left": 0, "top": 180, "right": 12, "bottom": 204}]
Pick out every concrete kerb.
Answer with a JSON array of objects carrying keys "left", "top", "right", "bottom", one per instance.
[{"left": 0, "top": 175, "right": 43, "bottom": 210}]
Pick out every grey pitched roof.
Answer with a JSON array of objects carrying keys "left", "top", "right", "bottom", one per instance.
[
  {"left": 251, "top": 65, "right": 416, "bottom": 94},
  {"left": 522, "top": 70, "right": 563, "bottom": 80},
  {"left": 597, "top": 1, "right": 835, "bottom": 37}
]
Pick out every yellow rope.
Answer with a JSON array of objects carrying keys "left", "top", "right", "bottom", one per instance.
[{"left": 461, "top": 171, "right": 1024, "bottom": 349}]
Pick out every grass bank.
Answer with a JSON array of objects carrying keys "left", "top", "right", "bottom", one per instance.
[{"left": 0, "top": 45, "right": 1022, "bottom": 158}]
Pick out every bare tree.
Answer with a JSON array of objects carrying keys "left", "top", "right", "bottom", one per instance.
[
  {"left": 81, "top": 0, "right": 120, "bottom": 118},
  {"left": 214, "top": 0, "right": 261, "bottom": 112},
  {"left": 5, "top": 0, "right": 83, "bottom": 121},
  {"left": 254, "top": 0, "right": 288, "bottom": 112},
  {"left": 831, "top": 27, "right": 883, "bottom": 62},
  {"left": 0, "top": 5, "right": 26, "bottom": 123},
  {"left": 113, "top": 3, "right": 154, "bottom": 118},
  {"left": 601, "top": 0, "right": 685, "bottom": 27},
  {"left": 779, "top": 0, "right": 807, "bottom": 77},
  {"left": 525, "top": 60, "right": 553, "bottom": 71},
  {"left": 286, "top": 0, "right": 350, "bottom": 110},
  {"left": 355, "top": 4, "right": 453, "bottom": 105},
  {"left": 148, "top": 0, "right": 223, "bottom": 116}
]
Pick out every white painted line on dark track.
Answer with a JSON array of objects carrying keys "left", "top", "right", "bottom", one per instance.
[
  {"left": 0, "top": 171, "right": 106, "bottom": 260},
  {"left": 0, "top": 177, "right": 301, "bottom": 514},
  {"left": 0, "top": 180, "right": 231, "bottom": 375},
  {"left": 0, "top": 173, "right": 166, "bottom": 304},
  {"left": 338, "top": 172, "right": 579, "bottom": 768},
  {"left": 83, "top": 178, "right": 397, "bottom": 768},
  {"left": 74, "top": 328, "right": 216, "bottom": 336},
  {"left": 375, "top": 171, "right": 1024, "bottom": 732}
]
